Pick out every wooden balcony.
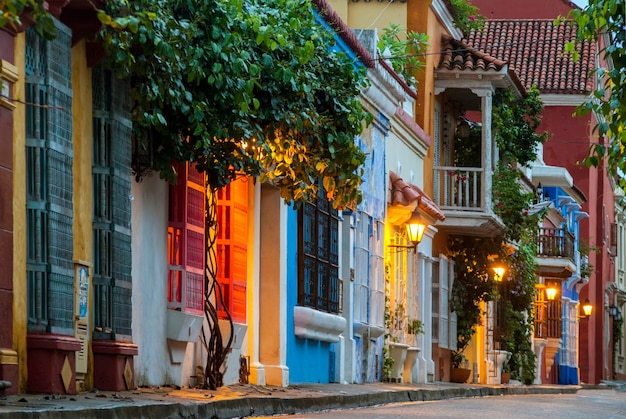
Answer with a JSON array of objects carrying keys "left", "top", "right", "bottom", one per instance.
[
  {"left": 536, "top": 227, "right": 576, "bottom": 277},
  {"left": 534, "top": 299, "right": 562, "bottom": 340},
  {"left": 433, "top": 166, "right": 505, "bottom": 237}
]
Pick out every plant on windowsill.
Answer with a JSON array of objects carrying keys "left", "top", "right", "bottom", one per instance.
[
  {"left": 406, "top": 318, "right": 424, "bottom": 347},
  {"left": 407, "top": 318, "right": 424, "bottom": 336},
  {"left": 578, "top": 239, "right": 600, "bottom": 279},
  {"left": 390, "top": 303, "right": 407, "bottom": 342},
  {"left": 580, "top": 261, "right": 592, "bottom": 279}
]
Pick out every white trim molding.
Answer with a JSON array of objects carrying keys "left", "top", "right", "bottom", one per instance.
[
  {"left": 540, "top": 94, "right": 588, "bottom": 107},
  {"left": 432, "top": 0, "right": 463, "bottom": 40}
]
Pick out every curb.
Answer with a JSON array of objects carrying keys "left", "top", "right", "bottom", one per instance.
[{"left": 1, "top": 385, "right": 582, "bottom": 419}]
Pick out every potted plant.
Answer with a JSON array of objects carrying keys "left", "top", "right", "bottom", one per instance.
[
  {"left": 450, "top": 352, "right": 471, "bottom": 383},
  {"left": 501, "top": 359, "right": 511, "bottom": 384},
  {"left": 406, "top": 318, "right": 424, "bottom": 346}
]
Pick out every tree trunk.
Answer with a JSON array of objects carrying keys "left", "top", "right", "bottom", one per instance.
[{"left": 201, "top": 187, "right": 233, "bottom": 390}]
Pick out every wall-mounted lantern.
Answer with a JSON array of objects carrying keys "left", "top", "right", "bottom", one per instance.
[
  {"left": 609, "top": 303, "right": 623, "bottom": 322},
  {"left": 457, "top": 117, "right": 472, "bottom": 139},
  {"left": 546, "top": 286, "right": 558, "bottom": 301},
  {"left": 492, "top": 265, "right": 506, "bottom": 282},
  {"left": 581, "top": 299, "right": 593, "bottom": 318},
  {"left": 388, "top": 211, "right": 427, "bottom": 252}
]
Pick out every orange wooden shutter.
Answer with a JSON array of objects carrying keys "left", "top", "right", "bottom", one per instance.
[{"left": 217, "top": 177, "right": 248, "bottom": 323}]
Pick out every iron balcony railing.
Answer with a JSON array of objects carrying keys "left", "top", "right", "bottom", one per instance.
[{"left": 537, "top": 227, "right": 575, "bottom": 260}]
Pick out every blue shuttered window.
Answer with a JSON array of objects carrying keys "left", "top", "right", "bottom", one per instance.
[
  {"left": 25, "top": 21, "right": 74, "bottom": 334},
  {"left": 92, "top": 64, "right": 133, "bottom": 339}
]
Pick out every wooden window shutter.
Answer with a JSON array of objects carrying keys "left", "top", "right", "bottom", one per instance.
[
  {"left": 25, "top": 20, "right": 75, "bottom": 333},
  {"left": 432, "top": 260, "right": 440, "bottom": 343},
  {"left": 448, "top": 259, "right": 457, "bottom": 351},
  {"left": 438, "top": 255, "right": 449, "bottom": 349},
  {"left": 184, "top": 165, "right": 205, "bottom": 315},
  {"left": 109, "top": 70, "right": 133, "bottom": 336},
  {"left": 167, "top": 162, "right": 205, "bottom": 315},
  {"left": 217, "top": 178, "right": 248, "bottom": 323},
  {"left": 92, "top": 61, "right": 133, "bottom": 338},
  {"left": 167, "top": 162, "right": 186, "bottom": 309}
]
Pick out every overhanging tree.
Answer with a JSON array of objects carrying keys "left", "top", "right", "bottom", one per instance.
[
  {"left": 93, "top": 0, "right": 369, "bottom": 389},
  {"left": 566, "top": 0, "right": 625, "bottom": 185},
  {"left": 1, "top": 0, "right": 368, "bottom": 391},
  {"left": 94, "top": 0, "right": 370, "bottom": 389}
]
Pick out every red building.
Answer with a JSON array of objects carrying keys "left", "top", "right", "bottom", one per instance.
[
  {"left": 472, "top": 0, "right": 618, "bottom": 384},
  {"left": 0, "top": 18, "right": 19, "bottom": 397}
]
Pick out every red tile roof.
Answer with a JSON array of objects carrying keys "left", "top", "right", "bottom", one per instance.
[
  {"left": 439, "top": 34, "right": 507, "bottom": 72},
  {"left": 465, "top": 20, "right": 596, "bottom": 94},
  {"left": 389, "top": 171, "right": 445, "bottom": 221},
  {"left": 438, "top": 34, "right": 526, "bottom": 94}
]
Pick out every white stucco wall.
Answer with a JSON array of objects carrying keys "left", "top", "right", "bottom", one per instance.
[
  {"left": 131, "top": 175, "right": 196, "bottom": 386},
  {"left": 386, "top": 124, "right": 427, "bottom": 189},
  {"left": 131, "top": 175, "right": 249, "bottom": 388}
]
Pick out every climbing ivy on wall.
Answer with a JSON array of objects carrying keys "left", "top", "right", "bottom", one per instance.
[{"left": 450, "top": 86, "right": 548, "bottom": 383}]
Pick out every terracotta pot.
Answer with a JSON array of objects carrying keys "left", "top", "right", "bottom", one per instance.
[
  {"left": 450, "top": 367, "right": 471, "bottom": 383},
  {"left": 501, "top": 372, "right": 511, "bottom": 384}
]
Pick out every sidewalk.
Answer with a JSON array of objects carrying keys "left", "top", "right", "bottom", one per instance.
[{"left": 0, "top": 381, "right": 587, "bottom": 419}]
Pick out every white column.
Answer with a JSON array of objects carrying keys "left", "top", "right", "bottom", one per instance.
[
  {"left": 248, "top": 181, "right": 265, "bottom": 385},
  {"left": 417, "top": 229, "right": 436, "bottom": 383},
  {"left": 424, "top": 255, "right": 435, "bottom": 382},
  {"left": 340, "top": 213, "right": 356, "bottom": 383},
  {"left": 471, "top": 87, "right": 494, "bottom": 211}
]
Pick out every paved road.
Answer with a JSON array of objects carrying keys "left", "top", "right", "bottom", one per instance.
[{"left": 263, "top": 389, "right": 626, "bottom": 419}]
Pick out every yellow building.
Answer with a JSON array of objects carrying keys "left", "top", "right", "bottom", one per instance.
[{"left": 6, "top": 5, "right": 137, "bottom": 395}]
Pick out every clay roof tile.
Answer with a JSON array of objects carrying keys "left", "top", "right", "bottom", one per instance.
[
  {"left": 389, "top": 171, "right": 445, "bottom": 221},
  {"left": 466, "top": 19, "right": 596, "bottom": 95}
]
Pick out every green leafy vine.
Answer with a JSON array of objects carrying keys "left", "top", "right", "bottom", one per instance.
[
  {"left": 377, "top": 23, "right": 429, "bottom": 87},
  {"left": 450, "top": 87, "right": 547, "bottom": 383}
]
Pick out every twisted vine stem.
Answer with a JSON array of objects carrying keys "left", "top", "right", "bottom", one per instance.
[{"left": 201, "top": 187, "right": 233, "bottom": 390}]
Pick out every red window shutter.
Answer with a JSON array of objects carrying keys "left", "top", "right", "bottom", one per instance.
[
  {"left": 217, "top": 177, "right": 248, "bottom": 323},
  {"left": 167, "top": 162, "right": 186, "bottom": 310},
  {"left": 167, "top": 162, "right": 205, "bottom": 315},
  {"left": 183, "top": 164, "right": 205, "bottom": 315}
]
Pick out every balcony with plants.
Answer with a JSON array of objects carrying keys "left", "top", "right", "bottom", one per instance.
[
  {"left": 433, "top": 35, "right": 534, "bottom": 237},
  {"left": 447, "top": 86, "right": 549, "bottom": 385}
]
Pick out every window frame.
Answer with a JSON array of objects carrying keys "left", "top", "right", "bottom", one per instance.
[{"left": 297, "top": 185, "right": 340, "bottom": 314}]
